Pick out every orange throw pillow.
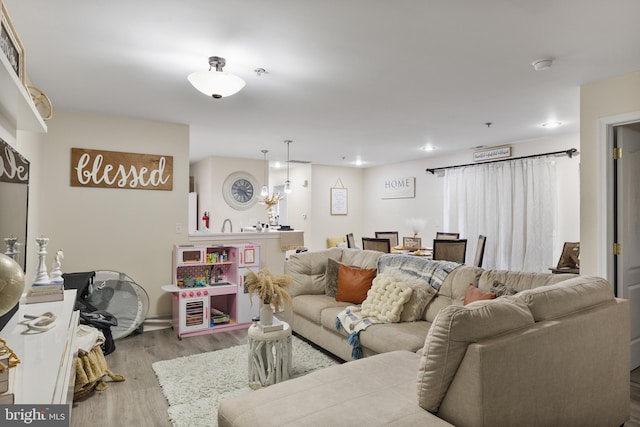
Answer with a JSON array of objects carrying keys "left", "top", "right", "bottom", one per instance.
[
  {"left": 464, "top": 284, "right": 496, "bottom": 305},
  {"left": 335, "top": 263, "right": 377, "bottom": 304}
]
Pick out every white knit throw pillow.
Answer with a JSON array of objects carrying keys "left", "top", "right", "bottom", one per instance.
[{"left": 361, "top": 273, "right": 413, "bottom": 323}]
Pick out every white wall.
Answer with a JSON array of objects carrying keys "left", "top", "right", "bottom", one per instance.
[
  {"left": 362, "top": 133, "right": 580, "bottom": 263},
  {"left": 191, "top": 156, "right": 269, "bottom": 232},
  {"left": 21, "top": 111, "right": 190, "bottom": 317},
  {"left": 580, "top": 70, "right": 640, "bottom": 277},
  {"left": 307, "top": 165, "right": 364, "bottom": 251},
  {"left": 190, "top": 158, "right": 364, "bottom": 252}
]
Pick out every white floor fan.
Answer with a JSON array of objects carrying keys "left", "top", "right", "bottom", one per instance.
[{"left": 86, "top": 270, "right": 150, "bottom": 340}]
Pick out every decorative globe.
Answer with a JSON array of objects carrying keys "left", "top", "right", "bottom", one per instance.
[{"left": 0, "top": 253, "right": 25, "bottom": 317}]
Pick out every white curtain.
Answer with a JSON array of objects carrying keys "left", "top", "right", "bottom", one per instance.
[{"left": 443, "top": 156, "right": 557, "bottom": 272}]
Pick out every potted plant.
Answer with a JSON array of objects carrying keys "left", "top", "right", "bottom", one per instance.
[
  {"left": 259, "top": 193, "right": 284, "bottom": 226},
  {"left": 245, "top": 268, "right": 292, "bottom": 325}
]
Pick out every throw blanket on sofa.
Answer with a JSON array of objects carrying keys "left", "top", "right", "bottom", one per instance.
[
  {"left": 377, "top": 255, "right": 461, "bottom": 291},
  {"left": 335, "top": 306, "right": 382, "bottom": 360},
  {"left": 337, "top": 257, "right": 462, "bottom": 359}
]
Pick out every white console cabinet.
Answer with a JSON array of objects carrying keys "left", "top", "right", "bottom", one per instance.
[{"left": 0, "top": 290, "right": 79, "bottom": 406}]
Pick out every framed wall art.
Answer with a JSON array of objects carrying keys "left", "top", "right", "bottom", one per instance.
[
  {"left": 330, "top": 179, "right": 348, "bottom": 215},
  {"left": 0, "top": 2, "right": 25, "bottom": 83}
]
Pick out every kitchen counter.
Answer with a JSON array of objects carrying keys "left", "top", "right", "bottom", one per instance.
[
  {"left": 187, "top": 229, "right": 305, "bottom": 276},
  {"left": 190, "top": 229, "right": 304, "bottom": 250},
  {"left": 189, "top": 229, "right": 299, "bottom": 242}
]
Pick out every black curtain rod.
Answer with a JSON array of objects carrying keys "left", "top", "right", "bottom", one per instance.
[{"left": 426, "top": 148, "right": 578, "bottom": 174}]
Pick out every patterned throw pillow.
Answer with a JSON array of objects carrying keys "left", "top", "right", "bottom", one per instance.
[
  {"left": 361, "top": 274, "right": 413, "bottom": 323},
  {"left": 325, "top": 257, "right": 343, "bottom": 297},
  {"left": 490, "top": 280, "right": 519, "bottom": 297},
  {"left": 463, "top": 284, "right": 496, "bottom": 305},
  {"left": 335, "top": 263, "right": 377, "bottom": 304}
]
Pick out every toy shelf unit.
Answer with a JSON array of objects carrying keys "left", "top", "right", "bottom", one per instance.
[{"left": 167, "top": 243, "right": 261, "bottom": 338}]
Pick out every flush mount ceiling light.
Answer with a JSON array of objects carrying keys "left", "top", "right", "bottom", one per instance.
[
  {"left": 541, "top": 121, "right": 563, "bottom": 128},
  {"left": 532, "top": 58, "right": 553, "bottom": 71},
  {"left": 284, "top": 140, "right": 292, "bottom": 194},
  {"left": 261, "top": 149, "right": 269, "bottom": 197},
  {"left": 188, "top": 56, "right": 246, "bottom": 99}
]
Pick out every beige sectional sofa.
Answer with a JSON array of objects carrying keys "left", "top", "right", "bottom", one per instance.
[{"left": 219, "top": 248, "right": 630, "bottom": 427}]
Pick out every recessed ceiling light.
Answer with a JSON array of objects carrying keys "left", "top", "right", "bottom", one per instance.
[
  {"left": 541, "top": 121, "right": 563, "bottom": 128},
  {"left": 422, "top": 144, "right": 435, "bottom": 152}
]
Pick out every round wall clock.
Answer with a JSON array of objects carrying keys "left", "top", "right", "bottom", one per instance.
[{"left": 222, "top": 171, "right": 259, "bottom": 210}]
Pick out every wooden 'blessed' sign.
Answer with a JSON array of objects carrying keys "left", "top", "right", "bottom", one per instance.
[
  {"left": 71, "top": 148, "right": 173, "bottom": 190},
  {"left": 0, "top": 138, "right": 29, "bottom": 184}
]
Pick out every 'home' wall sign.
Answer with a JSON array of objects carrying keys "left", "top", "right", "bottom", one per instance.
[
  {"left": 381, "top": 176, "right": 415, "bottom": 199},
  {"left": 71, "top": 148, "right": 173, "bottom": 190}
]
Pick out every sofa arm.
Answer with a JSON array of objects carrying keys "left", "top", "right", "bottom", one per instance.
[{"left": 437, "top": 299, "right": 629, "bottom": 427}]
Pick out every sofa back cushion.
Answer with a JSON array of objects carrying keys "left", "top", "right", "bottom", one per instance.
[
  {"left": 478, "top": 269, "right": 574, "bottom": 293},
  {"left": 286, "top": 248, "right": 343, "bottom": 297},
  {"left": 423, "top": 266, "right": 484, "bottom": 321},
  {"left": 286, "top": 248, "right": 384, "bottom": 298},
  {"left": 324, "top": 250, "right": 384, "bottom": 297},
  {"left": 417, "top": 298, "right": 534, "bottom": 413},
  {"left": 341, "top": 249, "right": 384, "bottom": 269},
  {"left": 513, "top": 275, "right": 615, "bottom": 321}
]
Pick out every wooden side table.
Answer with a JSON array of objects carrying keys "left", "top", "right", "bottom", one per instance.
[
  {"left": 548, "top": 267, "right": 579, "bottom": 274},
  {"left": 248, "top": 321, "right": 292, "bottom": 388}
]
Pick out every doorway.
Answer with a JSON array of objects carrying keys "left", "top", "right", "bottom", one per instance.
[{"left": 613, "top": 123, "right": 640, "bottom": 369}]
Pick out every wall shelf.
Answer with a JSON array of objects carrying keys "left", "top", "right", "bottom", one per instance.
[{"left": 0, "top": 51, "right": 46, "bottom": 132}]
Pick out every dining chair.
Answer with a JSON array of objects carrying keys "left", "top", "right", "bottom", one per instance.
[
  {"left": 346, "top": 233, "right": 356, "bottom": 248},
  {"left": 432, "top": 239, "right": 467, "bottom": 263},
  {"left": 474, "top": 235, "right": 487, "bottom": 267},
  {"left": 435, "top": 232, "right": 460, "bottom": 240},
  {"left": 362, "top": 237, "right": 391, "bottom": 253},
  {"left": 374, "top": 231, "right": 398, "bottom": 248}
]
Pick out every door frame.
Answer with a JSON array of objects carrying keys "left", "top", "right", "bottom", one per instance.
[{"left": 597, "top": 110, "right": 640, "bottom": 296}]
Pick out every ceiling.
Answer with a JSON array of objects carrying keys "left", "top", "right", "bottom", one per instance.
[{"left": 5, "top": 0, "right": 640, "bottom": 167}]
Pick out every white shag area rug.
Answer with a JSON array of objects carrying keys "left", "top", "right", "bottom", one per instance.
[{"left": 152, "top": 335, "right": 339, "bottom": 427}]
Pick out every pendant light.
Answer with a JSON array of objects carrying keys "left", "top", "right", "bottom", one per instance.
[
  {"left": 284, "top": 140, "right": 292, "bottom": 194},
  {"left": 188, "top": 56, "right": 245, "bottom": 99},
  {"left": 261, "top": 149, "right": 269, "bottom": 197}
]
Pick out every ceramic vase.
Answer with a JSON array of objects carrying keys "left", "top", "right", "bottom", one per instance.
[
  {"left": 267, "top": 206, "right": 278, "bottom": 226},
  {"left": 260, "top": 303, "right": 273, "bottom": 326}
]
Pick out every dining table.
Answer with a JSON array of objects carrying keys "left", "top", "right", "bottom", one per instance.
[{"left": 391, "top": 245, "right": 433, "bottom": 258}]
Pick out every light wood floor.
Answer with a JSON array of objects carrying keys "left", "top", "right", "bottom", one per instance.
[
  {"left": 70, "top": 328, "right": 248, "bottom": 427},
  {"left": 71, "top": 328, "right": 640, "bottom": 427}
]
